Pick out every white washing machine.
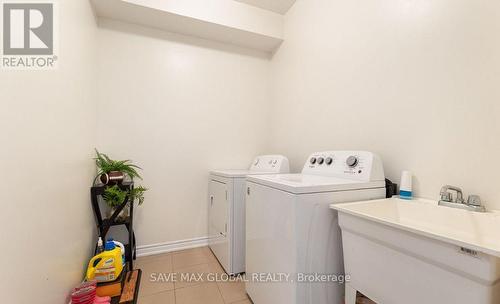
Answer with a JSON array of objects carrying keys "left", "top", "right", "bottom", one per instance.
[
  {"left": 245, "top": 151, "right": 385, "bottom": 304},
  {"left": 209, "top": 155, "right": 290, "bottom": 275}
]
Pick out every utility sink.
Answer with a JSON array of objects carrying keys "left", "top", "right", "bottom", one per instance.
[{"left": 331, "top": 197, "right": 500, "bottom": 304}]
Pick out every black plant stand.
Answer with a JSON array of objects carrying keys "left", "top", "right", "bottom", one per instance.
[{"left": 91, "top": 181, "right": 137, "bottom": 270}]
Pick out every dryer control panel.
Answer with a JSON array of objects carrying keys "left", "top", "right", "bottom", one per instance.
[
  {"left": 249, "top": 155, "right": 290, "bottom": 173},
  {"left": 302, "top": 151, "right": 384, "bottom": 182}
]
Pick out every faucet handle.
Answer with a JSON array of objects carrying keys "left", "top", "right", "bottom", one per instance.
[
  {"left": 440, "top": 185, "right": 451, "bottom": 202},
  {"left": 440, "top": 192, "right": 452, "bottom": 202},
  {"left": 467, "top": 195, "right": 482, "bottom": 207}
]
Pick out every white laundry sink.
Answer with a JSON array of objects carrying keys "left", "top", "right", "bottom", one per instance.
[{"left": 331, "top": 197, "right": 500, "bottom": 304}]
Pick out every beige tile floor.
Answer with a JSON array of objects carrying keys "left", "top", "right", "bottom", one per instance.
[{"left": 136, "top": 246, "right": 252, "bottom": 304}]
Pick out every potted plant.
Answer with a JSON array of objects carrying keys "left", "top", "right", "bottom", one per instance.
[
  {"left": 103, "top": 185, "right": 128, "bottom": 208},
  {"left": 103, "top": 185, "right": 148, "bottom": 220},
  {"left": 94, "top": 149, "right": 149, "bottom": 220},
  {"left": 94, "top": 149, "right": 142, "bottom": 185},
  {"left": 129, "top": 186, "right": 148, "bottom": 206}
]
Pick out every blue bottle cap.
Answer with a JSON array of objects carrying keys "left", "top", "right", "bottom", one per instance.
[{"left": 105, "top": 241, "right": 116, "bottom": 251}]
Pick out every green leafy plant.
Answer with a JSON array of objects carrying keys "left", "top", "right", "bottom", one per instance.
[
  {"left": 94, "top": 149, "right": 142, "bottom": 180},
  {"left": 129, "top": 186, "right": 148, "bottom": 206},
  {"left": 95, "top": 149, "right": 149, "bottom": 209},
  {"left": 103, "top": 185, "right": 148, "bottom": 208},
  {"left": 103, "top": 185, "right": 127, "bottom": 208}
]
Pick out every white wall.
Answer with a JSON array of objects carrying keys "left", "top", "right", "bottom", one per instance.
[
  {"left": 3, "top": 2, "right": 500, "bottom": 300},
  {"left": 0, "top": 1, "right": 98, "bottom": 303},
  {"left": 95, "top": 19, "right": 271, "bottom": 246},
  {"left": 269, "top": 0, "right": 500, "bottom": 209}
]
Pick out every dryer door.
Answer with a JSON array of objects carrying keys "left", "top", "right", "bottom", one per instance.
[{"left": 208, "top": 179, "right": 230, "bottom": 272}]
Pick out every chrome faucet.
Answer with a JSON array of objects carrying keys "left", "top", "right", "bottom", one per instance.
[
  {"left": 438, "top": 185, "right": 485, "bottom": 212},
  {"left": 439, "top": 185, "right": 465, "bottom": 204}
]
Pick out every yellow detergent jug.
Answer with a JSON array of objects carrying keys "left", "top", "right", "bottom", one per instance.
[{"left": 86, "top": 240, "right": 124, "bottom": 282}]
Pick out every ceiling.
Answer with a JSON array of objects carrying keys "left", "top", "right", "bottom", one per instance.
[{"left": 234, "top": 0, "right": 296, "bottom": 14}]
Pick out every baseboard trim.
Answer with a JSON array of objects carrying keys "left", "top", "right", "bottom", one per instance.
[{"left": 136, "top": 236, "right": 209, "bottom": 257}]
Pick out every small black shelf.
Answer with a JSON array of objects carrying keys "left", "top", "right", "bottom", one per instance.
[
  {"left": 91, "top": 182, "right": 137, "bottom": 269},
  {"left": 102, "top": 217, "right": 131, "bottom": 227}
]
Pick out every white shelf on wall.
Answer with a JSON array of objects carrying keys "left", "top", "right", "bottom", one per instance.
[{"left": 90, "top": 0, "right": 284, "bottom": 53}]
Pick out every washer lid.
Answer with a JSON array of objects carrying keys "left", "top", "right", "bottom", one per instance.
[
  {"left": 211, "top": 169, "right": 263, "bottom": 178},
  {"left": 210, "top": 155, "right": 290, "bottom": 178},
  {"left": 246, "top": 173, "right": 385, "bottom": 194}
]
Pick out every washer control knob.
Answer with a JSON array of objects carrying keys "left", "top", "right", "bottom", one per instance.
[
  {"left": 346, "top": 156, "right": 358, "bottom": 167},
  {"left": 325, "top": 157, "right": 333, "bottom": 165},
  {"left": 317, "top": 157, "right": 324, "bottom": 165},
  {"left": 310, "top": 157, "right": 317, "bottom": 165}
]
